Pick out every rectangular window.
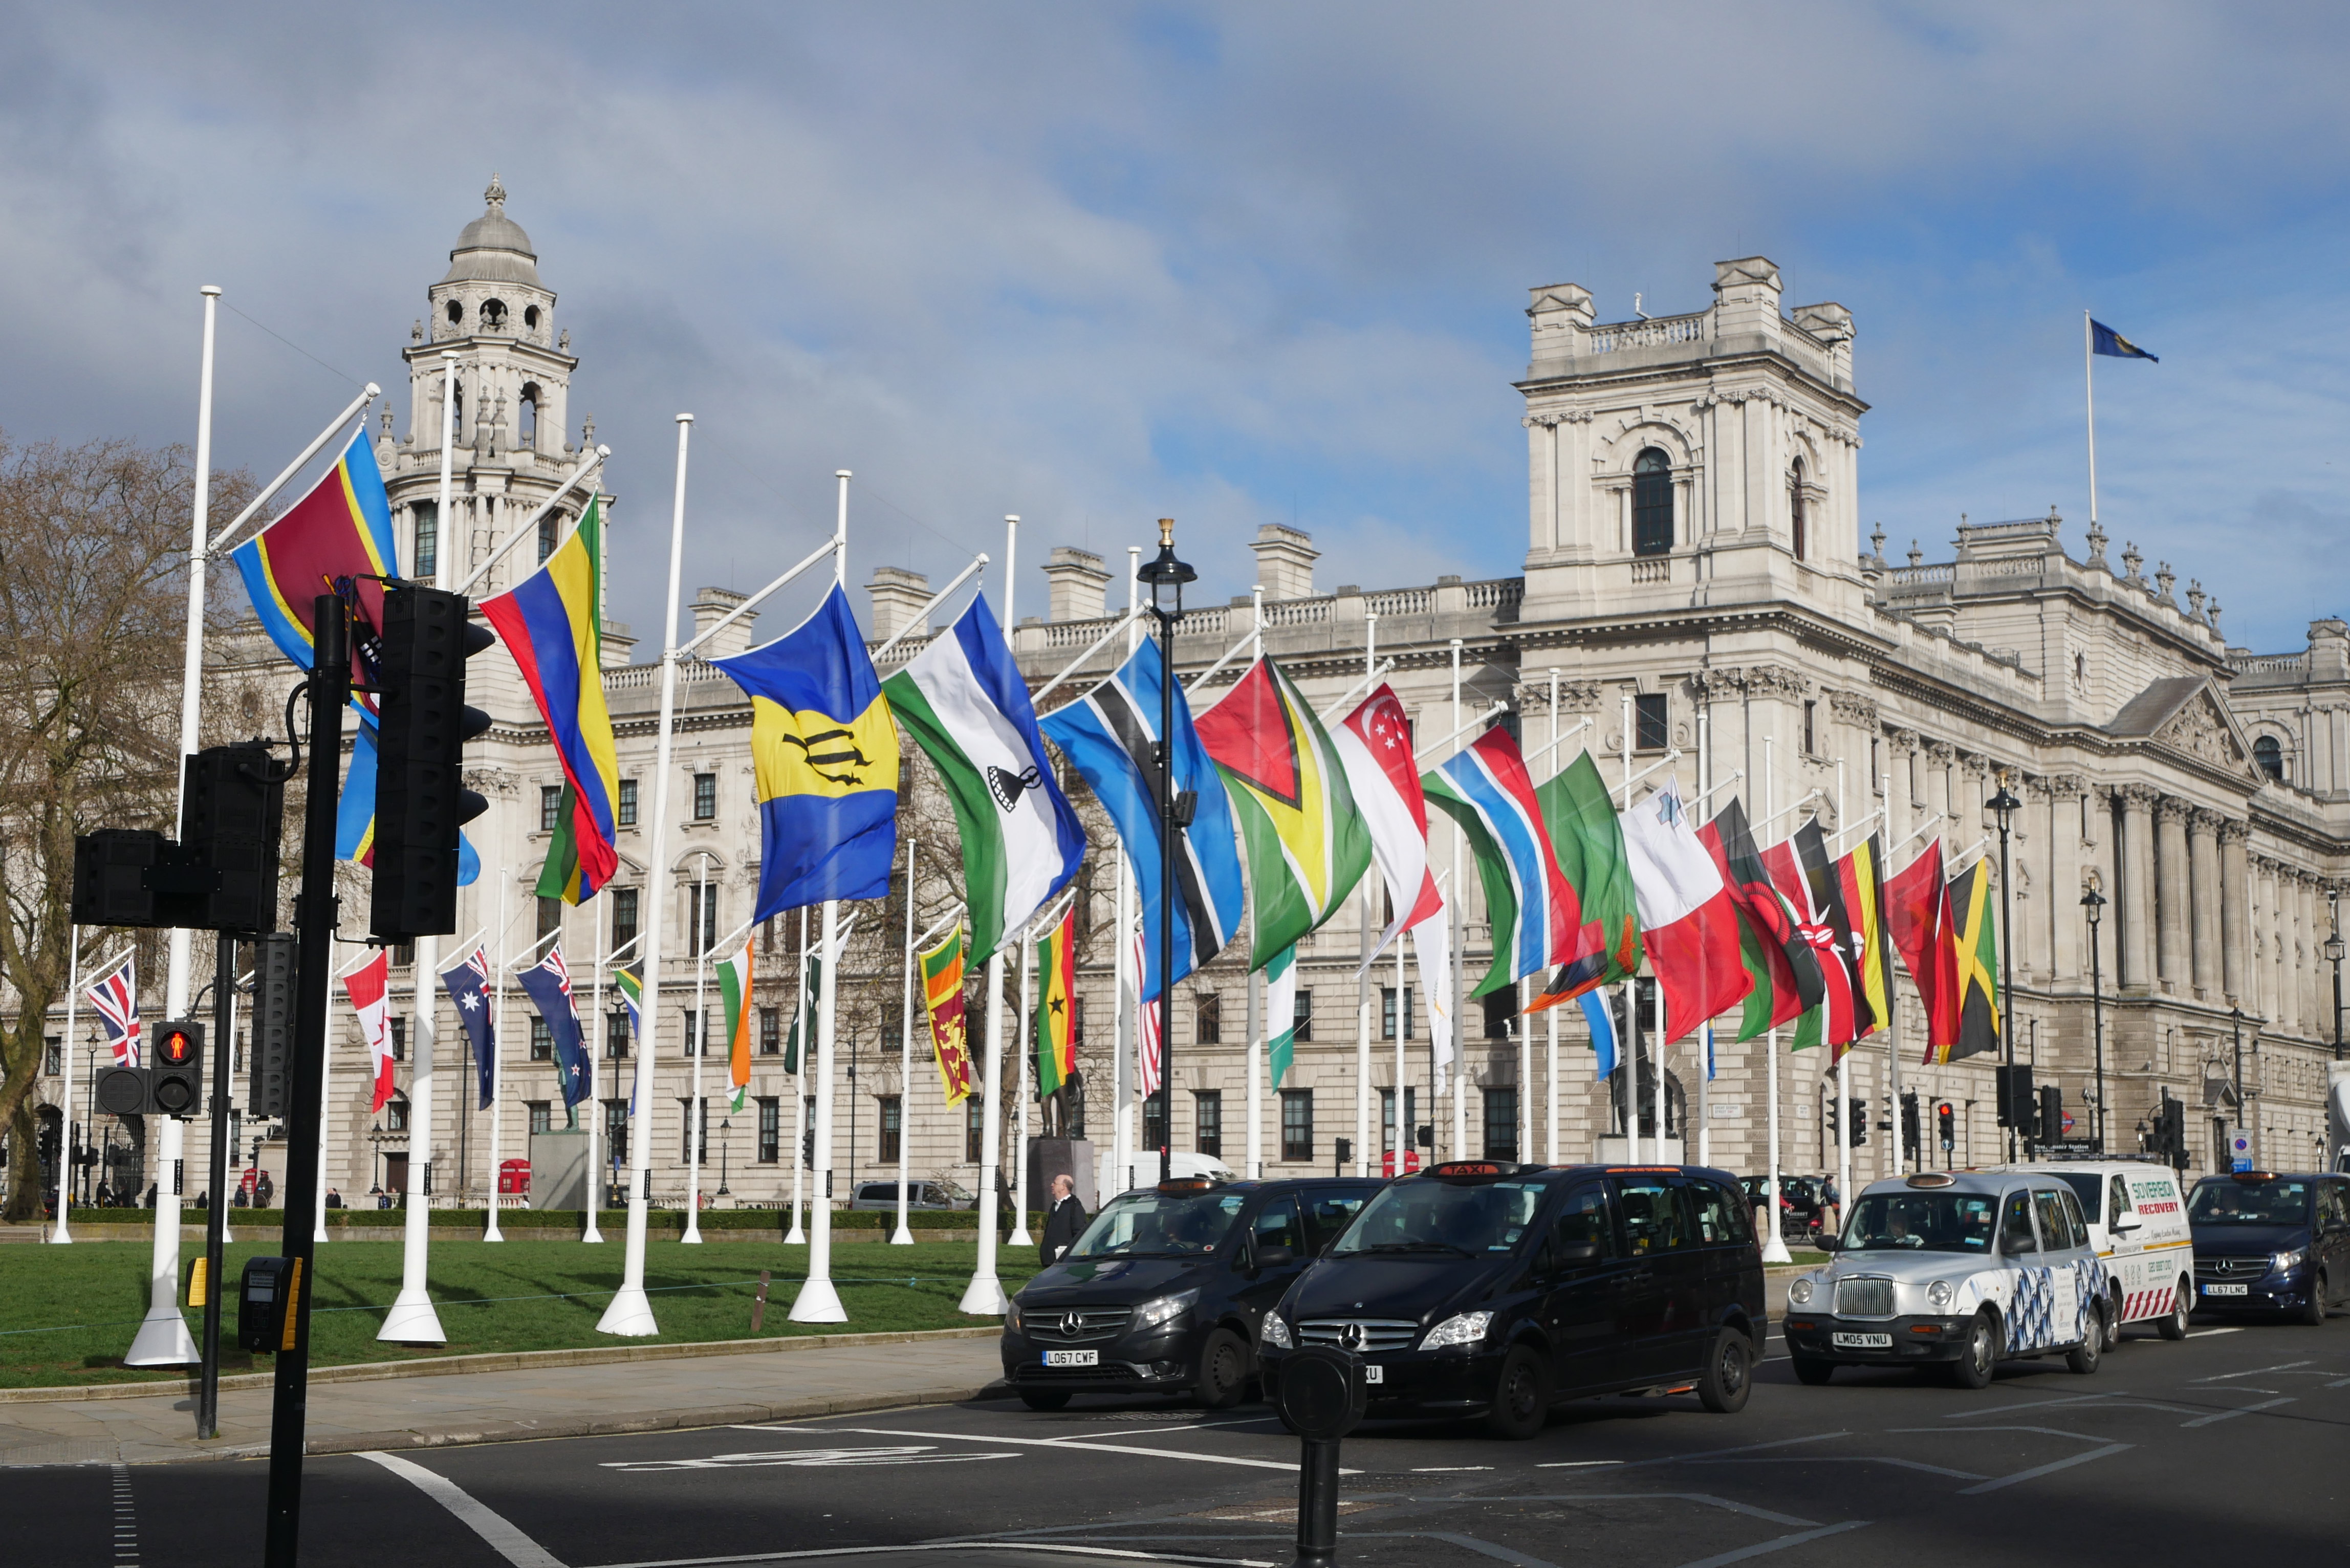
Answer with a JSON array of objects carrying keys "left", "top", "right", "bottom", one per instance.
[
  {"left": 44, "top": 1036, "right": 61, "bottom": 1076},
  {"left": 759, "top": 1007, "right": 781, "bottom": 1055},
  {"left": 1142, "top": 1095, "right": 1167, "bottom": 1159},
  {"left": 879, "top": 1097, "right": 902, "bottom": 1163},
  {"left": 1482, "top": 985, "right": 1518, "bottom": 1040},
  {"left": 390, "top": 941, "right": 415, "bottom": 968},
  {"left": 682, "top": 1010, "right": 706, "bottom": 1056},
  {"left": 693, "top": 772, "right": 717, "bottom": 821},
  {"left": 605, "top": 1099, "right": 629, "bottom": 1168},
  {"left": 1195, "top": 992, "right": 1222, "bottom": 1044},
  {"left": 1071, "top": 997, "right": 1085, "bottom": 1042},
  {"left": 606, "top": 1010, "right": 630, "bottom": 1058},
  {"left": 414, "top": 503, "right": 438, "bottom": 582},
  {"left": 680, "top": 1097, "right": 708, "bottom": 1162},
  {"left": 537, "top": 895, "right": 562, "bottom": 944},
  {"left": 1381, "top": 986, "right": 1415, "bottom": 1041},
  {"left": 1802, "top": 699, "right": 1817, "bottom": 755},
  {"left": 389, "top": 1017, "right": 407, "bottom": 1062},
  {"left": 538, "top": 511, "right": 560, "bottom": 564},
  {"left": 1483, "top": 1087, "right": 1519, "bottom": 1161},
  {"left": 528, "top": 1101, "right": 552, "bottom": 1137},
  {"left": 529, "top": 1017, "right": 552, "bottom": 1062},
  {"left": 1280, "top": 1090, "right": 1313, "bottom": 1163},
  {"left": 691, "top": 883, "right": 717, "bottom": 955},
  {"left": 757, "top": 1097, "right": 781, "bottom": 1163},
  {"left": 611, "top": 888, "right": 640, "bottom": 959},
  {"left": 1635, "top": 692, "right": 1668, "bottom": 753},
  {"left": 616, "top": 777, "right": 638, "bottom": 827},
  {"left": 1291, "top": 986, "right": 1313, "bottom": 1043},
  {"left": 540, "top": 786, "right": 563, "bottom": 833},
  {"left": 1193, "top": 1090, "right": 1222, "bottom": 1158},
  {"left": 1381, "top": 1087, "right": 1419, "bottom": 1155},
  {"left": 966, "top": 1098, "right": 986, "bottom": 1163}
]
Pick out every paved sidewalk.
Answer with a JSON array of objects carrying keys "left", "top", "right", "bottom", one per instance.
[{"left": 0, "top": 1331, "right": 1008, "bottom": 1468}]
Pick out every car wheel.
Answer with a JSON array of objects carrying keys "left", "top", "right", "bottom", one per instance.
[
  {"left": 1698, "top": 1328, "right": 1753, "bottom": 1413},
  {"left": 1484, "top": 1345, "right": 1550, "bottom": 1440},
  {"left": 1196, "top": 1327, "right": 1250, "bottom": 1410},
  {"left": 1018, "top": 1389, "right": 1072, "bottom": 1412},
  {"left": 2157, "top": 1280, "right": 2190, "bottom": 1341},
  {"left": 1790, "top": 1355, "right": 1835, "bottom": 1386},
  {"left": 1947, "top": 1312, "right": 1998, "bottom": 1389},
  {"left": 2065, "top": 1306, "right": 2103, "bottom": 1374},
  {"left": 2102, "top": 1286, "right": 2124, "bottom": 1352},
  {"left": 2299, "top": 1273, "right": 2329, "bottom": 1327}
]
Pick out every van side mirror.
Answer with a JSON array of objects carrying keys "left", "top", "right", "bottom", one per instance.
[
  {"left": 1552, "top": 1240, "right": 1600, "bottom": 1271},
  {"left": 1815, "top": 1235, "right": 1838, "bottom": 1253},
  {"left": 1254, "top": 1244, "right": 1295, "bottom": 1271},
  {"left": 2112, "top": 1215, "right": 2141, "bottom": 1233}
]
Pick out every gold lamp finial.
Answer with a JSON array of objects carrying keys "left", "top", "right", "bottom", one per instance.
[{"left": 1158, "top": 517, "right": 1174, "bottom": 548}]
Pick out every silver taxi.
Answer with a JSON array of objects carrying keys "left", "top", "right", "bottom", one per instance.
[{"left": 1780, "top": 1171, "right": 2108, "bottom": 1388}]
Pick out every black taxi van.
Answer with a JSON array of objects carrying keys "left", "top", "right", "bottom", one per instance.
[
  {"left": 1258, "top": 1161, "right": 1764, "bottom": 1438},
  {"left": 2187, "top": 1170, "right": 2350, "bottom": 1322},
  {"left": 1001, "top": 1175, "right": 1383, "bottom": 1410}
]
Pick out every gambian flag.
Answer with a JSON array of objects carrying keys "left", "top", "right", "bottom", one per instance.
[
  {"left": 715, "top": 939, "right": 754, "bottom": 1113},
  {"left": 482, "top": 499, "right": 622, "bottom": 905},
  {"left": 1886, "top": 839, "right": 1962, "bottom": 1056},
  {"left": 1264, "top": 944, "right": 1301, "bottom": 1088},
  {"left": 1837, "top": 835, "right": 1895, "bottom": 1039},
  {"left": 1939, "top": 860, "right": 2002, "bottom": 1063},
  {"left": 884, "top": 594, "right": 1086, "bottom": 962},
  {"left": 922, "top": 924, "right": 977, "bottom": 1105},
  {"left": 1526, "top": 750, "right": 1642, "bottom": 1012},
  {"left": 1194, "top": 657, "right": 1373, "bottom": 969},
  {"left": 1034, "top": 905, "right": 1077, "bottom": 1098},
  {"left": 1422, "top": 726, "right": 1585, "bottom": 998},
  {"left": 1762, "top": 819, "right": 1862, "bottom": 1053},
  {"left": 1618, "top": 779, "right": 1751, "bottom": 1044}
]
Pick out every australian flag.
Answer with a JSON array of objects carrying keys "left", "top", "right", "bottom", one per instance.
[
  {"left": 2090, "top": 319, "right": 2158, "bottom": 362},
  {"left": 439, "top": 947, "right": 496, "bottom": 1110},
  {"left": 516, "top": 944, "right": 591, "bottom": 1109}
]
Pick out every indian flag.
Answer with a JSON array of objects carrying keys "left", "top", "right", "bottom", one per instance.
[
  {"left": 882, "top": 594, "right": 1085, "bottom": 961},
  {"left": 715, "top": 940, "right": 754, "bottom": 1112}
]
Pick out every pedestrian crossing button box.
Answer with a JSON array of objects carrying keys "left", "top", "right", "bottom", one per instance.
[{"left": 237, "top": 1256, "right": 295, "bottom": 1353}]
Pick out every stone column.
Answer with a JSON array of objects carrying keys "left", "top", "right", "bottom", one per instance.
[
  {"left": 2119, "top": 786, "right": 2157, "bottom": 993},
  {"left": 2220, "top": 821, "right": 2250, "bottom": 1006},
  {"left": 2049, "top": 777, "right": 2084, "bottom": 986},
  {"left": 2281, "top": 869, "right": 2303, "bottom": 1036},
  {"left": 2153, "top": 796, "right": 2191, "bottom": 994},
  {"left": 1925, "top": 742, "right": 1954, "bottom": 835},
  {"left": 2262, "top": 859, "right": 2284, "bottom": 1026},
  {"left": 2188, "top": 809, "right": 2222, "bottom": 1000}
]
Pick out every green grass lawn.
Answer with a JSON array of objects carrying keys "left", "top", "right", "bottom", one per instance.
[{"left": 0, "top": 1239, "right": 1036, "bottom": 1389}]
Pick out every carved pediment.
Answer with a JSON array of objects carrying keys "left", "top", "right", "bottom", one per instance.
[{"left": 2154, "top": 690, "right": 2249, "bottom": 773}]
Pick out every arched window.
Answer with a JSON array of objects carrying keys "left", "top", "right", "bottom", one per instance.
[
  {"left": 2254, "top": 735, "right": 2285, "bottom": 782},
  {"left": 1631, "top": 448, "right": 1673, "bottom": 557},
  {"left": 1789, "top": 459, "right": 1808, "bottom": 562},
  {"left": 445, "top": 299, "right": 463, "bottom": 325},
  {"left": 481, "top": 298, "right": 508, "bottom": 329},
  {"left": 524, "top": 304, "right": 541, "bottom": 330},
  {"left": 518, "top": 382, "right": 540, "bottom": 448}
]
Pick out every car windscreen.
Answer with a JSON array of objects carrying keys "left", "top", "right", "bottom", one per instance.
[
  {"left": 1064, "top": 1189, "right": 1246, "bottom": 1259},
  {"left": 2189, "top": 1180, "right": 2312, "bottom": 1226},
  {"left": 1329, "top": 1179, "right": 1546, "bottom": 1257},
  {"left": 1838, "top": 1191, "right": 1999, "bottom": 1254},
  {"left": 2051, "top": 1172, "right": 2101, "bottom": 1222}
]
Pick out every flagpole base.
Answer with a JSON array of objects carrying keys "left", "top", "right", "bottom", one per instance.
[
  {"left": 681, "top": 1229, "right": 702, "bottom": 1244},
  {"left": 314, "top": 1225, "right": 331, "bottom": 1244},
  {"left": 785, "top": 1221, "right": 806, "bottom": 1244},
  {"left": 958, "top": 1273, "right": 1008, "bottom": 1316},
  {"left": 888, "top": 1226, "right": 915, "bottom": 1245},
  {"left": 1760, "top": 1236, "right": 1793, "bottom": 1265},
  {"left": 484, "top": 1219, "right": 504, "bottom": 1243},
  {"left": 789, "top": 1277, "right": 847, "bottom": 1323},
  {"left": 582, "top": 1223, "right": 604, "bottom": 1244},
  {"left": 377, "top": 1289, "right": 447, "bottom": 1345},
  {"left": 1008, "top": 1225, "right": 1032, "bottom": 1246},
  {"left": 596, "top": 1285, "right": 661, "bottom": 1337},
  {"left": 125, "top": 1307, "right": 198, "bottom": 1366},
  {"left": 48, "top": 1223, "right": 71, "bottom": 1244}
]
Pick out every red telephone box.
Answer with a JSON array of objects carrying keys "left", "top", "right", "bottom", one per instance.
[{"left": 498, "top": 1159, "right": 531, "bottom": 1196}]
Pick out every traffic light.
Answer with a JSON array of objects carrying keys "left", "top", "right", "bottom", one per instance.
[
  {"left": 1936, "top": 1101, "right": 1956, "bottom": 1148},
  {"left": 1825, "top": 1099, "right": 1840, "bottom": 1138},
  {"left": 802, "top": 1127, "right": 815, "bottom": 1168},
  {"left": 70, "top": 830, "right": 213, "bottom": 930},
  {"left": 2159, "top": 1097, "right": 2189, "bottom": 1168},
  {"left": 2038, "top": 1084, "right": 2064, "bottom": 1145},
  {"left": 371, "top": 586, "right": 493, "bottom": 942},
  {"left": 1848, "top": 1097, "right": 1867, "bottom": 1146},
  {"left": 1901, "top": 1092, "right": 1920, "bottom": 1151},
  {"left": 179, "top": 744, "right": 285, "bottom": 934},
  {"left": 247, "top": 933, "right": 297, "bottom": 1119},
  {"left": 149, "top": 1021, "right": 204, "bottom": 1118},
  {"left": 1995, "top": 1064, "right": 2034, "bottom": 1131}
]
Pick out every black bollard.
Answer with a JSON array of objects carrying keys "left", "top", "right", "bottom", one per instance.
[{"left": 1274, "top": 1345, "right": 1366, "bottom": 1568}]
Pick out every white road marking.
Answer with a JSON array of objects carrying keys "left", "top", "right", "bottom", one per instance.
[
  {"left": 590, "top": 1544, "right": 1276, "bottom": 1567},
  {"left": 358, "top": 1450, "right": 567, "bottom": 1568},
  {"left": 2181, "top": 1397, "right": 2295, "bottom": 1427},
  {"left": 2193, "top": 1361, "right": 2311, "bottom": 1381},
  {"left": 601, "top": 1446, "right": 1018, "bottom": 1472},
  {"left": 1673, "top": 1518, "right": 1870, "bottom": 1567},
  {"left": 734, "top": 1423, "right": 1345, "bottom": 1475},
  {"left": 1941, "top": 1395, "right": 2106, "bottom": 1420},
  {"left": 2188, "top": 1326, "right": 2242, "bottom": 1336},
  {"left": 1409, "top": 1465, "right": 1495, "bottom": 1472},
  {"left": 1956, "top": 1442, "right": 2132, "bottom": 1494},
  {"left": 1041, "top": 1418, "right": 1265, "bottom": 1443},
  {"left": 1536, "top": 1460, "right": 1626, "bottom": 1469}
]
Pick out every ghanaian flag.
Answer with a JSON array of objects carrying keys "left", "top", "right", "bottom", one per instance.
[
  {"left": 1935, "top": 860, "right": 2001, "bottom": 1063},
  {"left": 1034, "top": 904, "right": 1077, "bottom": 1098}
]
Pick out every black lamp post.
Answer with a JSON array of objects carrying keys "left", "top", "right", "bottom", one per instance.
[
  {"left": 2325, "top": 890, "right": 2344, "bottom": 1063},
  {"left": 1987, "top": 768, "right": 2023, "bottom": 1161},
  {"left": 2082, "top": 885, "right": 2107, "bottom": 1152},
  {"left": 2230, "top": 1005, "right": 2246, "bottom": 1167},
  {"left": 717, "top": 1118, "right": 731, "bottom": 1198},
  {"left": 1138, "top": 517, "right": 1195, "bottom": 1187}
]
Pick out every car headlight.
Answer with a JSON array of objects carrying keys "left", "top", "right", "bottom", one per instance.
[
  {"left": 1259, "top": 1312, "right": 1293, "bottom": 1349},
  {"left": 1005, "top": 1302, "right": 1023, "bottom": 1333},
  {"left": 1788, "top": 1276, "right": 1815, "bottom": 1306},
  {"left": 2272, "top": 1248, "right": 2310, "bottom": 1274},
  {"left": 1420, "top": 1311, "right": 1494, "bottom": 1351},
  {"left": 1133, "top": 1289, "right": 1199, "bottom": 1332},
  {"left": 1926, "top": 1279, "right": 1955, "bottom": 1311}
]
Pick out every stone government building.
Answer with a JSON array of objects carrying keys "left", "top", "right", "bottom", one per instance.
[{"left": 25, "top": 188, "right": 2350, "bottom": 1213}]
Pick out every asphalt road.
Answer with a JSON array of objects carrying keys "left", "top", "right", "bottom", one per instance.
[{"left": 14, "top": 1311, "right": 2348, "bottom": 1568}]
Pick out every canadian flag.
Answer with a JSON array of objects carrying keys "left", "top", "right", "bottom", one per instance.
[{"left": 344, "top": 950, "right": 397, "bottom": 1113}]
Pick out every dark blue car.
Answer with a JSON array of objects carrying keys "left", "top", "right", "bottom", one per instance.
[{"left": 2187, "top": 1171, "right": 2350, "bottom": 1323}]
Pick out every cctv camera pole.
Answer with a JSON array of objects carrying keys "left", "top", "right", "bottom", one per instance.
[
  {"left": 195, "top": 929, "right": 237, "bottom": 1439},
  {"left": 263, "top": 595, "right": 350, "bottom": 1567}
]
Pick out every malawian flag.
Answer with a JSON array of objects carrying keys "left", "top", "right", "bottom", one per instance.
[
  {"left": 1526, "top": 751, "right": 1643, "bottom": 1013},
  {"left": 1838, "top": 835, "right": 1895, "bottom": 1040},
  {"left": 1619, "top": 779, "right": 1751, "bottom": 1044},
  {"left": 344, "top": 950, "right": 396, "bottom": 1114},
  {"left": 710, "top": 583, "right": 899, "bottom": 917},
  {"left": 439, "top": 946, "right": 495, "bottom": 1110},
  {"left": 1034, "top": 903, "right": 1077, "bottom": 1098},
  {"left": 1938, "top": 860, "right": 2003, "bottom": 1063},
  {"left": 88, "top": 957, "right": 139, "bottom": 1066},
  {"left": 1264, "top": 945, "right": 1301, "bottom": 1088},
  {"left": 715, "top": 939, "right": 754, "bottom": 1113},
  {"left": 1422, "top": 726, "right": 1586, "bottom": 998},
  {"left": 1886, "top": 840, "right": 1962, "bottom": 1055},
  {"left": 1332, "top": 683, "right": 1443, "bottom": 957},
  {"left": 2091, "top": 319, "right": 2159, "bottom": 362},
  {"left": 1194, "top": 656, "right": 1373, "bottom": 968},
  {"left": 884, "top": 593, "right": 1086, "bottom": 961},
  {"left": 1762, "top": 819, "right": 1861, "bottom": 1052},
  {"left": 516, "top": 945, "right": 591, "bottom": 1108},
  {"left": 613, "top": 966, "right": 646, "bottom": 1115},
  {"left": 1702, "top": 798, "right": 1823, "bottom": 1040},
  {"left": 921, "top": 924, "right": 976, "bottom": 1105},
  {"left": 1038, "top": 641, "right": 1245, "bottom": 1001},
  {"left": 482, "top": 500, "right": 622, "bottom": 905}
]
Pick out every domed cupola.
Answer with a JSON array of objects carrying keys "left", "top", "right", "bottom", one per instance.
[{"left": 428, "top": 174, "right": 557, "bottom": 349}]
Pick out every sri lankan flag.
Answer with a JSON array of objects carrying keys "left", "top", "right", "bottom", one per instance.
[
  {"left": 1936, "top": 860, "right": 2001, "bottom": 1063},
  {"left": 1193, "top": 656, "right": 1372, "bottom": 968},
  {"left": 922, "top": 924, "right": 976, "bottom": 1105},
  {"left": 1034, "top": 905, "right": 1077, "bottom": 1097}
]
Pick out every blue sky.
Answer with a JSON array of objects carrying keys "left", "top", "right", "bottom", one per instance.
[{"left": 2, "top": 2, "right": 2345, "bottom": 651}]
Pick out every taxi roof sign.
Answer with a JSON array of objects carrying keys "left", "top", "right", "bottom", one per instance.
[
  {"left": 1906, "top": 1172, "right": 1956, "bottom": 1188},
  {"left": 1156, "top": 1176, "right": 1223, "bottom": 1195},
  {"left": 1424, "top": 1161, "right": 1515, "bottom": 1181}
]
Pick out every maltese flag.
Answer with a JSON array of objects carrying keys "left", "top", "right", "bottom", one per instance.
[{"left": 344, "top": 950, "right": 397, "bottom": 1113}]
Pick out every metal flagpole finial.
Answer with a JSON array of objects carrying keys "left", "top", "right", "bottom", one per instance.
[{"left": 1159, "top": 517, "right": 1174, "bottom": 548}]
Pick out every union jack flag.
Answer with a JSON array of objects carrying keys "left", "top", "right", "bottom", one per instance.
[
  {"left": 1132, "top": 924, "right": 1161, "bottom": 1099},
  {"left": 89, "top": 959, "right": 139, "bottom": 1067}
]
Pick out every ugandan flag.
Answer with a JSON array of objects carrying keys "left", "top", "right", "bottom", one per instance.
[
  {"left": 1193, "top": 656, "right": 1373, "bottom": 969},
  {"left": 1938, "top": 860, "right": 2002, "bottom": 1063},
  {"left": 1837, "top": 834, "right": 1895, "bottom": 1043},
  {"left": 922, "top": 924, "right": 976, "bottom": 1105},
  {"left": 1034, "top": 905, "right": 1077, "bottom": 1098}
]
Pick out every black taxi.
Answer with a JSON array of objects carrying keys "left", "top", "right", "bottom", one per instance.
[
  {"left": 1001, "top": 1175, "right": 1382, "bottom": 1410},
  {"left": 1258, "top": 1161, "right": 1765, "bottom": 1438}
]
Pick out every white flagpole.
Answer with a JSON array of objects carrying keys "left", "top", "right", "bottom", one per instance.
[
  {"left": 958, "top": 512, "right": 1015, "bottom": 1316},
  {"left": 584, "top": 892, "right": 605, "bottom": 1244},
  {"left": 1395, "top": 928, "right": 1408, "bottom": 1173},
  {"left": 1114, "top": 548, "right": 1140, "bottom": 1196},
  {"left": 1696, "top": 706, "right": 1711, "bottom": 1168},
  {"left": 52, "top": 932, "right": 83, "bottom": 1243},
  {"left": 2085, "top": 310, "right": 2099, "bottom": 532},
  {"left": 893, "top": 841, "right": 917, "bottom": 1246},
  {"left": 1354, "top": 609, "right": 1375, "bottom": 1178},
  {"left": 1619, "top": 690, "right": 1637, "bottom": 1166},
  {"left": 597, "top": 412, "right": 694, "bottom": 1338},
  {"left": 787, "top": 905, "right": 807, "bottom": 1245},
  {"left": 1835, "top": 760, "right": 1852, "bottom": 1225},
  {"left": 1011, "top": 928, "right": 1034, "bottom": 1246},
  {"left": 684, "top": 856, "right": 711, "bottom": 1244},
  {"left": 792, "top": 470, "right": 855, "bottom": 1325},
  {"left": 1545, "top": 669, "right": 1560, "bottom": 1165},
  {"left": 1448, "top": 638, "right": 1466, "bottom": 1160},
  {"left": 486, "top": 874, "right": 509, "bottom": 1243},
  {"left": 1761, "top": 734, "right": 1790, "bottom": 1262},
  {"left": 1248, "top": 581, "right": 1265, "bottom": 1181}
]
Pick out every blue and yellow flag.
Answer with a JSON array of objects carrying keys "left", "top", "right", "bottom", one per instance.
[
  {"left": 2090, "top": 319, "right": 2158, "bottom": 362},
  {"left": 710, "top": 582, "right": 899, "bottom": 917}
]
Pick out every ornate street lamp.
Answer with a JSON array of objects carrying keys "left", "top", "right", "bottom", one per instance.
[
  {"left": 1986, "top": 769, "right": 2022, "bottom": 1161},
  {"left": 2081, "top": 884, "right": 2107, "bottom": 1152},
  {"left": 717, "top": 1117, "right": 732, "bottom": 1199},
  {"left": 1137, "top": 518, "right": 1195, "bottom": 1186},
  {"left": 2324, "top": 889, "right": 2344, "bottom": 1063}
]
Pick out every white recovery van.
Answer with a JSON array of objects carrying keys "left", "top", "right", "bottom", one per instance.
[{"left": 1999, "top": 1160, "right": 2195, "bottom": 1344}]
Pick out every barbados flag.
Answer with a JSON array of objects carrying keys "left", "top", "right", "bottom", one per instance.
[
  {"left": 482, "top": 500, "right": 621, "bottom": 904},
  {"left": 710, "top": 582, "right": 899, "bottom": 917}
]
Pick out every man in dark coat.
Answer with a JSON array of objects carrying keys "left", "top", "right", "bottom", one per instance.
[{"left": 1039, "top": 1173, "right": 1088, "bottom": 1266}]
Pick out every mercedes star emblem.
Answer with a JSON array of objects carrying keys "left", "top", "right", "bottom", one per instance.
[
  {"left": 1339, "top": 1322, "right": 1365, "bottom": 1351},
  {"left": 1059, "top": 1310, "right": 1083, "bottom": 1337}
]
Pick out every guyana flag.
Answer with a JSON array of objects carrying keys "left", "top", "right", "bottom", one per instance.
[
  {"left": 922, "top": 924, "right": 977, "bottom": 1104},
  {"left": 1034, "top": 905, "right": 1077, "bottom": 1098},
  {"left": 715, "top": 940, "right": 754, "bottom": 1112},
  {"left": 1938, "top": 860, "right": 2002, "bottom": 1063},
  {"left": 1837, "top": 833, "right": 1895, "bottom": 1043},
  {"left": 1193, "top": 656, "right": 1373, "bottom": 968},
  {"left": 1524, "top": 750, "right": 1643, "bottom": 1014}
]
